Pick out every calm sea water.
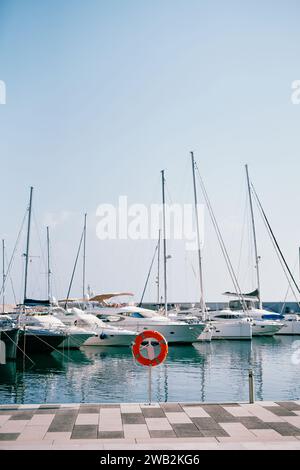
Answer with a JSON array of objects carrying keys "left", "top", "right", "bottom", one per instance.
[{"left": 0, "top": 336, "right": 299, "bottom": 404}]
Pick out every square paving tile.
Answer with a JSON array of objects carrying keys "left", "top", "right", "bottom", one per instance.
[
  {"left": 192, "top": 417, "right": 227, "bottom": 431},
  {"left": 121, "top": 413, "right": 146, "bottom": 425},
  {"left": 165, "top": 412, "right": 192, "bottom": 424},
  {"left": 48, "top": 411, "right": 78, "bottom": 432},
  {"left": 223, "top": 406, "right": 253, "bottom": 417},
  {"left": 123, "top": 424, "right": 150, "bottom": 439},
  {"left": 160, "top": 403, "right": 183, "bottom": 412},
  {"left": 145, "top": 418, "right": 173, "bottom": 431},
  {"left": 71, "top": 425, "right": 98, "bottom": 439},
  {"left": 78, "top": 405, "right": 101, "bottom": 414},
  {"left": 182, "top": 407, "right": 210, "bottom": 418},
  {"left": 98, "top": 431, "right": 125, "bottom": 439},
  {"left": 0, "top": 433, "right": 20, "bottom": 441},
  {"left": 0, "top": 420, "right": 30, "bottom": 433},
  {"left": 29, "top": 414, "right": 55, "bottom": 426},
  {"left": 277, "top": 402, "right": 300, "bottom": 411},
  {"left": 267, "top": 422, "right": 300, "bottom": 436},
  {"left": 201, "top": 405, "right": 239, "bottom": 422},
  {"left": 17, "top": 426, "right": 48, "bottom": 441},
  {"left": 76, "top": 414, "right": 99, "bottom": 425},
  {"left": 238, "top": 417, "right": 271, "bottom": 430},
  {"left": 120, "top": 404, "right": 141, "bottom": 414},
  {"left": 8, "top": 411, "right": 35, "bottom": 421},
  {"left": 141, "top": 408, "right": 165, "bottom": 418},
  {"left": 172, "top": 423, "right": 202, "bottom": 438},
  {"left": 149, "top": 430, "right": 177, "bottom": 438},
  {"left": 264, "top": 406, "right": 297, "bottom": 417}
]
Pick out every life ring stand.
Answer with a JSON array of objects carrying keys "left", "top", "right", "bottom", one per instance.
[{"left": 132, "top": 330, "right": 168, "bottom": 367}]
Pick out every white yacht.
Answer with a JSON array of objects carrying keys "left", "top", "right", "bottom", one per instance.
[
  {"left": 228, "top": 299, "right": 284, "bottom": 336},
  {"left": 207, "top": 311, "right": 252, "bottom": 340},
  {"left": 11, "top": 311, "right": 94, "bottom": 350},
  {"left": 271, "top": 314, "right": 300, "bottom": 335},
  {"left": 87, "top": 305, "right": 205, "bottom": 344},
  {"left": 53, "top": 308, "right": 137, "bottom": 347}
]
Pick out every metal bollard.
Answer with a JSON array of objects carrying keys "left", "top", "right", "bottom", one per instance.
[{"left": 248, "top": 369, "right": 255, "bottom": 404}]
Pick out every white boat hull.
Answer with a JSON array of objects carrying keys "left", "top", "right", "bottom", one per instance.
[
  {"left": 58, "top": 333, "right": 95, "bottom": 349},
  {"left": 252, "top": 321, "right": 283, "bottom": 337},
  {"left": 108, "top": 321, "right": 205, "bottom": 344},
  {"left": 211, "top": 321, "right": 252, "bottom": 340},
  {"left": 83, "top": 330, "right": 136, "bottom": 347},
  {"left": 276, "top": 321, "right": 300, "bottom": 335}
]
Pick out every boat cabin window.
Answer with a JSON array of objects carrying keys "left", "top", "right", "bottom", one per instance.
[
  {"left": 229, "top": 300, "right": 255, "bottom": 310},
  {"left": 130, "top": 312, "right": 144, "bottom": 318},
  {"left": 214, "top": 314, "right": 239, "bottom": 319}
]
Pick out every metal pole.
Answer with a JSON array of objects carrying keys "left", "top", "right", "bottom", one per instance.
[
  {"left": 161, "top": 170, "right": 168, "bottom": 316},
  {"left": 148, "top": 365, "right": 152, "bottom": 405},
  {"left": 191, "top": 152, "right": 206, "bottom": 317},
  {"left": 248, "top": 369, "right": 255, "bottom": 404},
  {"left": 157, "top": 229, "right": 161, "bottom": 307},
  {"left": 245, "top": 165, "right": 262, "bottom": 309},
  {"left": 46, "top": 226, "right": 51, "bottom": 301},
  {"left": 23, "top": 186, "right": 33, "bottom": 304},
  {"left": 2, "top": 239, "right": 5, "bottom": 313},
  {"left": 83, "top": 213, "right": 87, "bottom": 299}
]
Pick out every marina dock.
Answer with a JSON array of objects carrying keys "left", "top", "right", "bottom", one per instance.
[{"left": 1, "top": 400, "right": 300, "bottom": 450}]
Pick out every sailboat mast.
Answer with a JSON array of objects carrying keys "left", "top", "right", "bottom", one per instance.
[
  {"left": 23, "top": 186, "right": 33, "bottom": 304},
  {"left": 2, "top": 239, "right": 5, "bottom": 313},
  {"left": 83, "top": 213, "right": 87, "bottom": 299},
  {"left": 245, "top": 165, "right": 262, "bottom": 309},
  {"left": 46, "top": 226, "right": 51, "bottom": 301},
  {"left": 191, "top": 152, "right": 205, "bottom": 316},
  {"left": 157, "top": 229, "right": 161, "bottom": 306},
  {"left": 161, "top": 170, "right": 168, "bottom": 316}
]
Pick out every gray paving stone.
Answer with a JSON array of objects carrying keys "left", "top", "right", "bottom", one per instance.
[
  {"left": 191, "top": 417, "right": 227, "bottom": 431},
  {"left": 71, "top": 425, "right": 98, "bottom": 439},
  {"left": 172, "top": 423, "right": 202, "bottom": 437},
  {"left": 267, "top": 422, "right": 300, "bottom": 436},
  {"left": 121, "top": 413, "right": 146, "bottom": 424},
  {"left": 98, "top": 431, "right": 124, "bottom": 439},
  {"left": 39, "top": 405, "right": 61, "bottom": 410},
  {"left": 141, "top": 408, "right": 165, "bottom": 418},
  {"left": 200, "top": 429, "right": 230, "bottom": 437},
  {"left": 149, "top": 430, "right": 177, "bottom": 438},
  {"left": 238, "top": 417, "right": 271, "bottom": 430},
  {"left": 48, "top": 410, "right": 78, "bottom": 432},
  {"left": 201, "top": 405, "right": 239, "bottom": 422},
  {"left": 160, "top": 403, "right": 183, "bottom": 412},
  {"left": 264, "top": 406, "right": 297, "bottom": 417},
  {"left": 277, "top": 402, "right": 300, "bottom": 411},
  {"left": 8, "top": 411, "right": 35, "bottom": 421},
  {"left": 78, "top": 405, "right": 101, "bottom": 414},
  {"left": 0, "top": 433, "right": 20, "bottom": 440}
]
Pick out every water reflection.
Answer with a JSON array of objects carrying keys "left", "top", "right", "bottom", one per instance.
[{"left": 0, "top": 338, "right": 299, "bottom": 404}]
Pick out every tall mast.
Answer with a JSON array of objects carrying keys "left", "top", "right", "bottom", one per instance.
[
  {"left": 191, "top": 152, "right": 205, "bottom": 316},
  {"left": 245, "top": 165, "right": 262, "bottom": 309},
  {"left": 23, "top": 186, "right": 33, "bottom": 304},
  {"left": 157, "top": 229, "right": 161, "bottom": 306},
  {"left": 2, "top": 239, "right": 5, "bottom": 313},
  {"left": 46, "top": 226, "right": 51, "bottom": 301},
  {"left": 82, "top": 213, "right": 87, "bottom": 299},
  {"left": 161, "top": 170, "right": 168, "bottom": 315}
]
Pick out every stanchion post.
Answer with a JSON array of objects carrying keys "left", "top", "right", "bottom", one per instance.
[
  {"left": 249, "top": 369, "right": 255, "bottom": 404},
  {"left": 148, "top": 365, "right": 152, "bottom": 405}
]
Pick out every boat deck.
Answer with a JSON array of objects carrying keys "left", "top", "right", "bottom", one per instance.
[{"left": 1, "top": 400, "right": 300, "bottom": 449}]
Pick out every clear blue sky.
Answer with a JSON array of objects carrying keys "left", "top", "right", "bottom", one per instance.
[{"left": 1, "top": 0, "right": 300, "bottom": 304}]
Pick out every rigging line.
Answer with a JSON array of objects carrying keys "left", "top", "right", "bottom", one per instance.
[
  {"left": 280, "top": 257, "right": 299, "bottom": 314},
  {"left": 236, "top": 186, "right": 248, "bottom": 279},
  {"left": 0, "top": 209, "right": 27, "bottom": 297},
  {"left": 251, "top": 187, "right": 300, "bottom": 305},
  {"left": 4, "top": 251, "right": 17, "bottom": 305},
  {"left": 251, "top": 183, "right": 300, "bottom": 299},
  {"left": 195, "top": 164, "right": 248, "bottom": 312},
  {"left": 64, "top": 226, "right": 85, "bottom": 309},
  {"left": 1, "top": 329, "right": 35, "bottom": 365},
  {"left": 139, "top": 240, "right": 159, "bottom": 306}
]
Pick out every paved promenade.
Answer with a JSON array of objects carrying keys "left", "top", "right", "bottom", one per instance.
[{"left": 1, "top": 401, "right": 300, "bottom": 449}]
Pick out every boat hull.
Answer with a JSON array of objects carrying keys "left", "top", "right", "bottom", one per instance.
[
  {"left": 83, "top": 331, "right": 136, "bottom": 347},
  {"left": 252, "top": 322, "right": 283, "bottom": 336},
  {"left": 58, "top": 333, "right": 95, "bottom": 349},
  {"left": 276, "top": 321, "right": 300, "bottom": 335},
  {"left": 18, "top": 330, "right": 67, "bottom": 354},
  {"left": 0, "top": 328, "right": 19, "bottom": 360},
  {"left": 211, "top": 321, "right": 252, "bottom": 340}
]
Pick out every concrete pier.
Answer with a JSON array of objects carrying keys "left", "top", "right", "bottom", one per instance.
[{"left": 1, "top": 401, "right": 300, "bottom": 450}]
